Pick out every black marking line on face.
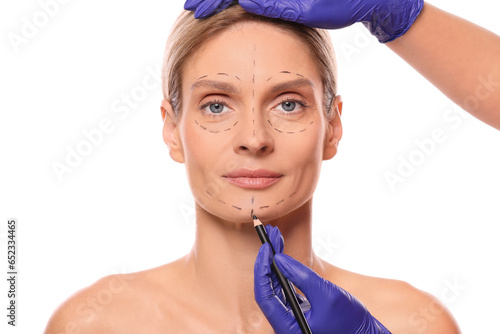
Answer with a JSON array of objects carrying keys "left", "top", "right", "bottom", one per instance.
[
  {"left": 252, "top": 44, "right": 256, "bottom": 137},
  {"left": 267, "top": 71, "right": 304, "bottom": 82},
  {"left": 195, "top": 115, "right": 240, "bottom": 133},
  {"left": 265, "top": 71, "right": 312, "bottom": 134},
  {"left": 194, "top": 73, "right": 244, "bottom": 134},
  {"left": 204, "top": 185, "right": 299, "bottom": 217}
]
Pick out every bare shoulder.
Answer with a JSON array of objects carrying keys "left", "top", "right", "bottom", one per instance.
[
  {"left": 322, "top": 262, "right": 461, "bottom": 333},
  {"left": 44, "top": 259, "right": 185, "bottom": 334}
]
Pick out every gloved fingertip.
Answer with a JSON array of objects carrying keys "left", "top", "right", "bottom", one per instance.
[
  {"left": 265, "top": 225, "right": 284, "bottom": 253},
  {"left": 255, "top": 242, "right": 272, "bottom": 269},
  {"left": 239, "top": 0, "right": 264, "bottom": 14},
  {"left": 273, "top": 253, "right": 313, "bottom": 289},
  {"left": 273, "top": 253, "right": 294, "bottom": 275},
  {"left": 193, "top": 1, "right": 216, "bottom": 19},
  {"left": 183, "top": 0, "right": 202, "bottom": 11}
]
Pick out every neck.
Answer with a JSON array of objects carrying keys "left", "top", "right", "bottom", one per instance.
[{"left": 184, "top": 199, "right": 321, "bottom": 325}]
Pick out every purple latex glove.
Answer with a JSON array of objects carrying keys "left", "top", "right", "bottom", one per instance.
[
  {"left": 254, "top": 225, "right": 391, "bottom": 333},
  {"left": 238, "top": 0, "right": 423, "bottom": 43},
  {"left": 184, "top": 0, "right": 234, "bottom": 19}
]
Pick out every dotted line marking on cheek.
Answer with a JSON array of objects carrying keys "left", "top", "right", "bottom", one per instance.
[
  {"left": 193, "top": 73, "right": 242, "bottom": 134},
  {"left": 266, "top": 117, "right": 314, "bottom": 134},
  {"left": 265, "top": 71, "right": 314, "bottom": 135},
  {"left": 194, "top": 118, "right": 240, "bottom": 133}
]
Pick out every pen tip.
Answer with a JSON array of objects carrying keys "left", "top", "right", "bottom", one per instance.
[{"left": 253, "top": 215, "right": 258, "bottom": 220}]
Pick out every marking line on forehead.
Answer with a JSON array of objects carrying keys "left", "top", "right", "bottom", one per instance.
[{"left": 266, "top": 72, "right": 306, "bottom": 82}]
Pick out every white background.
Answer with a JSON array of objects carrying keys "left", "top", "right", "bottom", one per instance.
[{"left": 1, "top": 0, "right": 499, "bottom": 332}]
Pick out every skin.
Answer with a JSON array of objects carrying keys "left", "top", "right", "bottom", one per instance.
[
  {"left": 44, "top": 22, "right": 459, "bottom": 333},
  {"left": 387, "top": 2, "right": 500, "bottom": 130}
]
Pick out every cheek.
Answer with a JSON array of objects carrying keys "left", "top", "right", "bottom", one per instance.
[
  {"left": 278, "top": 123, "right": 326, "bottom": 196},
  {"left": 281, "top": 121, "right": 325, "bottom": 169},
  {"left": 180, "top": 117, "right": 235, "bottom": 179}
]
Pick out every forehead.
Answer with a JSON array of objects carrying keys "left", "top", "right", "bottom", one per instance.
[{"left": 183, "top": 21, "right": 320, "bottom": 82}]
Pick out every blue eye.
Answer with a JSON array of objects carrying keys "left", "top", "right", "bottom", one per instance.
[
  {"left": 201, "top": 100, "right": 232, "bottom": 115},
  {"left": 281, "top": 101, "right": 296, "bottom": 112},
  {"left": 208, "top": 103, "right": 225, "bottom": 113},
  {"left": 275, "top": 99, "right": 305, "bottom": 113}
]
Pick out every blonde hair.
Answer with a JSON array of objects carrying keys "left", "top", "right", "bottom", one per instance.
[{"left": 162, "top": 3, "right": 337, "bottom": 117}]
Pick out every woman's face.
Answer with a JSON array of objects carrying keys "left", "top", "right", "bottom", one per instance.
[{"left": 165, "top": 21, "right": 341, "bottom": 223}]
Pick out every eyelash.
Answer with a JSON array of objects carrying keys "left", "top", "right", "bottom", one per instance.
[
  {"left": 198, "top": 96, "right": 309, "bottom": 117},
  {"left": 199, "top": 99, "right": 232, "bottom": 118},
  {"left": 275, "top": 97, "right": 309, "bottom": 115}
]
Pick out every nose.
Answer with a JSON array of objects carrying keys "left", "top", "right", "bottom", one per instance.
[{"left": 234, "top": 112, "right": 274, "bottom": 156}]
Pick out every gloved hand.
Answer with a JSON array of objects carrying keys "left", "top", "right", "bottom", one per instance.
[
  {"left": 239, "top": 0, "right": 423, "bottom": 43},
  {"left": 254, "top": 225, "right": 392, "bottom": 333},
  {"left": 184, "top": 0, "right": 234, "bottom": 19},
  {"left": 184, "top": 0, "right": 423, "bottom": 43}
]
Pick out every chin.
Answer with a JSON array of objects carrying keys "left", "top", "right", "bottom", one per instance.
[{"left": 195, "top": 190, "right": 308, "bottom": 224}]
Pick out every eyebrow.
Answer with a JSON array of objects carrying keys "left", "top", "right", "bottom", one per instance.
[
  {"left": 270, "top": 78, "right": 314, "bottom": 94},
  {"left": 191, "top": 80, "right": 239, "bottom": 94},
  {"left": 190, "top": 77, "right": 314, "bottom": 95}
]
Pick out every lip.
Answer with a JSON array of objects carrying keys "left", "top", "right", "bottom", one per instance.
[{"left": 223, "top": 168, "right": 283, "bottom": 189}]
